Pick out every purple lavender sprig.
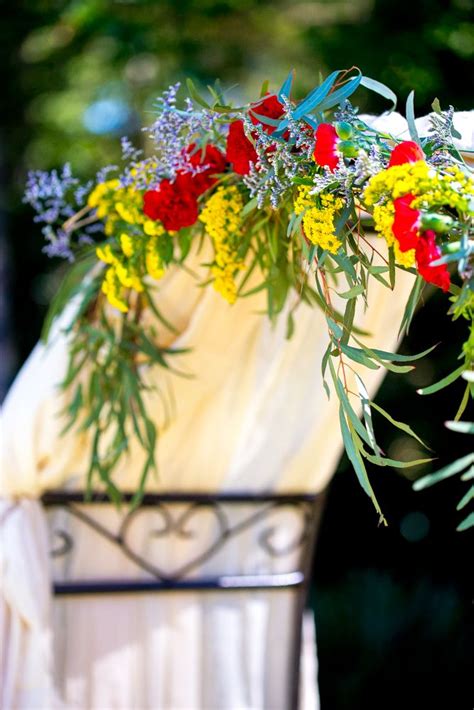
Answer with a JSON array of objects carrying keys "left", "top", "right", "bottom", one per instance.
[
  {"left": 142, "top": 83, "right": 223, "bottom": 185},
  {"left": 24, "top": 164, "right": 97, "bottom": 261}
]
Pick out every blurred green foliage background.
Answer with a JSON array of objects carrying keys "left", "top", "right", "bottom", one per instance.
[{"left": 1, "top": 1, "right": 472, "bottom": 708}]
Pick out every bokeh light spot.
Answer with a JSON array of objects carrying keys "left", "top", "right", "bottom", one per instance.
[
  {"left": 400, "top": 511, "right": 430, "bottom": 542},
  {"left": 83, "top": 98, "right": 131, "bottom": 135}
]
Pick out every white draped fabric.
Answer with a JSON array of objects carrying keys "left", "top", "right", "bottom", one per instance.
[{"left": 1, "top": 112, "right": 471, "bottom": 710}]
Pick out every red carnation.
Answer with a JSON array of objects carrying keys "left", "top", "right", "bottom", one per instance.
[
  {"left": 187, "top": 143, "right": 227, "bottom": 195},
  {"left": 143, "top": 173, "right": 198, "bottom": 231},
  {"left": 388, "top": 140, "right": 425, "bottom": 167},
  {"left": 392, "top": 193, "right": 421, "bottom": 252},
  {"left": 249, "top": 94, "right": 285, "bottom": 135},
  {"left": 415, "top": 230, "right": 450, "bottom": 292},
  {"left": 313, "top": 123, "right": 340, "bottom": 172},
  {"left": 226, "top": 120, "right": 258, "bottom": 176}
]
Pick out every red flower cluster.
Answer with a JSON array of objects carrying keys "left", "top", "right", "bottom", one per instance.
[
  {"left": 313, "top": 123, "right": 340, "bottom": 172},
  {"left": 226, "top": 94, "right": 285, "bottom": 175},
  {"left": 249, "top": 94, "right": 285, "bottom": 135},
  {"left": 143, "top": 174, "right": 198, "bottom": 231},
  {"left": 415, "top": 230, "right": 451, "bottom": 292},
  {"left": 392, "top": 193, "right": 420, "bottom": 251},
  {"left": 226, "top": 121, "right": 258, "bottom": 176},
  {"left": 390, "top": 142, "right": 450, "bottom": 292},
  {"left": 143, "top": 144, "right": 226, "bottom": 231}
]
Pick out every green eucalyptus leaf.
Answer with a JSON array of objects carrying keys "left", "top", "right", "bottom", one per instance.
[
  {"left": 278, "top": 69, "right": 295, "bottom": 101},
  {"left": 355, "top": 375, "right": 381, "bottom": 455},
  {"left": 406, "top": 91, "right": 421, "bottom": 146},
  {"left": 456, "top": 486, "right": 474, "bottom": 511},
  {"left": 399, "top": 275, "right": 423, "bottom": 336},
  {"left": 370, "top": 400, "right": 429, "bottom": 449},
  {"left": 446, "top": 419, "right": 474, "bottom": 434},
  {"left": 360, "top": 76, "right": 397, "bottom": 109},
  {"left": 417, "top": 364, "right": 465, "bottom": 395},
  {"left": 186, "top": 78, "right": 211, "bottom": 108},
  {"left": 329, "top": 358, "right": 376, "bottom": 449},
  {"left": 457, "top": 513, "right": 474, "bottom": 532},
  {"left": 338, "top": 342, "right": 380, "bottom": 370},
  {"left": 338, "top": 283, "right": 365, "bottom": 299},
  {"left": 413, "top": 453, "right": 474, "bottom": 490},
  {"left": 339, "top": 406, "right": 385, "bottom": 524},
  {"left": 362, "top": 452, "right": 433, "bottom": 468}
]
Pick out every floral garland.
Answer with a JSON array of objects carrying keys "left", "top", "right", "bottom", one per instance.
[{"left": 24, "top": 69, "right": 473, "bottom": 526}]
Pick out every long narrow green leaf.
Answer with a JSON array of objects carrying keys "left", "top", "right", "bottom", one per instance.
[
  {"left": 417, "top": 364, "right": 465, "bottom": 395},
  {"left": 317, "top": 74, "right": 362, "bottom": 113},
  {"left": 339, "top": 342, "right": 380, "bottom": 370},
  {"left": 278, "top": 69, "right": 294, "bottom": 101},
  {"left": 329, "top": 358, "right": 375, "bottom": 449},
  {"left": 457, "top": 513, "right": 474, "bottom": 532},
  {"left": 355, "top": 375, "right": 381, "bottom": 456},
  {"left": 446, "top": 420, "right": 474, "bottom": 434},
  {"left": 362, "top": 451, "right": 432, "bottom": 468},
  {"left": 370, "top": 400, "right": 429, "bottom": 449},
  {"left": 406, "top": 91, "right": 421, "bottom": 146},
  {"left": 338, "top": 283, "right": 365, "bottom": 299},
  {"left": 339, "top": 407, "right": 385, "bottom": 524},
  {"left": 461, "top": 465, "right": 474, "bottom": 482},
  {"left": 292, "top": 70, "right": 340, "bottom": 119},
  {"left": 456, "top": 486, "right": 474, "bottom": 511},
  {"left": 413, "top": 453, "right": 474, "bottom": 490},
  {"left": 399, "top": 275, "right": 423, "bottom": 336},
  {"left": 353, "top": 340, "right": 437, "bottom": 363},
  {"left": 360, "top": 76, "right": 397, "bottom": 109},
  {"left": 353, "top": 339, "right": 415, "bottom": 373},
  {"left": 453, "top": 382, "right": 471, "bottom": 421}
]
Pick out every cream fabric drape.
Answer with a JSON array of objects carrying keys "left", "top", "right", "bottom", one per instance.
[
  {"left": 1, "top": 111, "right": 471, "bottom": 710},
  {"left": 0, "top": 244, "right": 414, "bottom": 710}
]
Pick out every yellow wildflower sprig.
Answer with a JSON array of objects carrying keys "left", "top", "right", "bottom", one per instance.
[
  {"left": 88, "top": 179, "right": 168, "bottom": 311},
  {"left": 294, "top": 185, "right": 344, "bottom": 254},
  {"left": 199, "top": 185, "right": 246, "bottom": 303}
]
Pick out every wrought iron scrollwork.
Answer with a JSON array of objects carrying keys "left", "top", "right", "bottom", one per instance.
[{"left": 43, "top": 492, "right": 319, "bottom": 584}]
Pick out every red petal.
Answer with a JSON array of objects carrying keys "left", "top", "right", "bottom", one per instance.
[
  {"left": 415, "top": 230, "right": 450, "bottom": 292},
  {"left": 226, "top": 120, "right": 258, "bottom": 175},
  {"left": 313, "top": 124, "right": 339, "bottom": 172},
  {"left": 249, "top": 94, "right": 285, "bottom": 135},
  {"left": 388, "top": 141, "right": 425, "bottom": 167},
  {"left": 392, "top": 193, "right": 421, "bottom": 251}
]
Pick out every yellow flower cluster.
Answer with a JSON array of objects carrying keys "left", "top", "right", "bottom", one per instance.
[
  {"left": 88, "top": 179, "right": 166, "bottom": 312},
  {"left": 294, "top": 186, "right": 344, "bottom": 254},
  {"left": 199, "top": 185, "right": 245, "bottom": 304},
  {"left": 411, "top": 166, "right": 474, "bottom": 214},
  {"left": 363, "top": 161, "right": 432, "bottom": 206},
  {"left": 365, "top": 161, "right": 474, "bottom": 214},
  {"left": 88, "top": 180, "right": 164, "bottom": 238},
  {"left": 372, "top": 204, "right": 416, "bottom": 268}
]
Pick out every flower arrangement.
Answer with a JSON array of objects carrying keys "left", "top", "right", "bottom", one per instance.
[{"left": 24, "top": 69, "right": 473, "bottom": 526}]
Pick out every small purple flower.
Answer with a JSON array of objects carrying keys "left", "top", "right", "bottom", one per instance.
[{"left": 24, "top": 164, "right": 102, "bottom": 261}]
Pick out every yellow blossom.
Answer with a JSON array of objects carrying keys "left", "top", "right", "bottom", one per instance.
[
  {"left": 96, "top": 244, "right": 115, "bottom": 265},
  {"left": 101, "top": 267, "right": 128, "bottom": 313},
  {"left": 143, "top": 219, "right": 165, "bottom": 237},
  {"left": 364, "top": 161, "right": 432, "bottom": 205},
  {"left": 120, "top": 233, "right": 134, "bottom": 258},
  {"left": 199, "top": 186, "right": 245, "bottom": 304},
  {"left": 294, "top": 186, "right": 344, "bottom": 255},
  {"left": 145, "top": 242, "right": 165, "bottom": 281}
]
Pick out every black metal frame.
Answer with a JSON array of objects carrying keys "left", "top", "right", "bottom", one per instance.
[{"left": 43, "top": 490, "right": 321, "bottom": 709}]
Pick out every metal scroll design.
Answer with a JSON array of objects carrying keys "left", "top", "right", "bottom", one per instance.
[{"left": 47, "top": 498, "right": 316, "bottom": 583}]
